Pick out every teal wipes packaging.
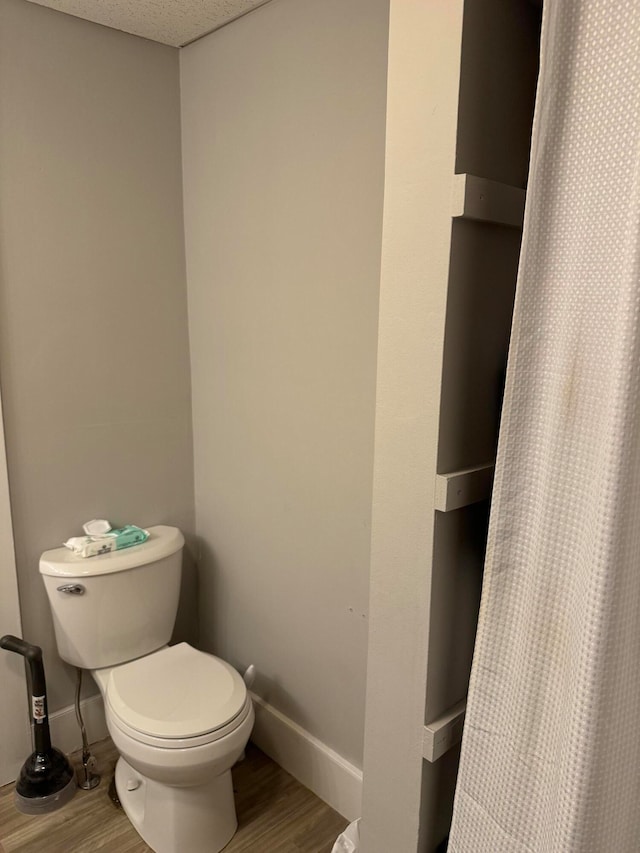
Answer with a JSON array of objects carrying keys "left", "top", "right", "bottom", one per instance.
[{"left": 63, "top": 525, "right": 149, "bottom": 558}]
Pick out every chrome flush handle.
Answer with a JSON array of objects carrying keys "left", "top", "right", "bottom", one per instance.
[{"left": 56, "top": 583, "right": 85, "bottom": 595}]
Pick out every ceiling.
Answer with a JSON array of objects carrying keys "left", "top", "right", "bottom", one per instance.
[{"left": 24, "top": 0, "right": 273, "bottom": 47}]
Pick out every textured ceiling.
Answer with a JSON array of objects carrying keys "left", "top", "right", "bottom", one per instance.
[{"left": 24, "top": 0, "right": 272, "bottom": 47}]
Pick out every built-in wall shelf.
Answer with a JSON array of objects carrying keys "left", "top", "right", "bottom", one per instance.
[
  {"left": 363, "top": 2, "right": 541, "bottom": 844},
  {"left": 423, "top": 699, "right": 467, "bottom": 762},
  {"left": 434, "top": 462, "right": 495, "bottom": 512},
  {"left": 452, "top": 173, "right": 525, "bottom": 228}
]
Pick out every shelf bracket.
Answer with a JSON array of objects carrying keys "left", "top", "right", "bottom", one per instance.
[
  {"left": 423, "top": 699, "right": 467, "bottom": 763},
  {"left": 452, "top": 173, "right": 525, "bottom": 228},
  {"left": 434, "top": 462, "right": 494, "bottom": 512}
]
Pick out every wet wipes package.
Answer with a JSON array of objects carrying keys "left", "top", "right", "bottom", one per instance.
[{"left": 64, "top": 525, "right": 149, "bottom": 558}]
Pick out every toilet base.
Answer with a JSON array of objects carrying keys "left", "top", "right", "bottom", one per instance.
[{"left": 115, "top": 757, "right": 238, "bottom": 853}]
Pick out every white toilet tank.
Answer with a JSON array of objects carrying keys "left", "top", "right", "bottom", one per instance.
[{"left": 40, "top": 525, "right": 185, "bottom": 669}]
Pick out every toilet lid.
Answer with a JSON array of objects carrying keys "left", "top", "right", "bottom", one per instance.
[{"left": 106, "top": 643, "right": 247, "bottom": 739}]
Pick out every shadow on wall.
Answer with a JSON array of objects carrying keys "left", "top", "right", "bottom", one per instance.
[
  {"left": 194, "top": 537, "right": 261, "bottom": 682},
  {"left": 171, "top": 542, "right": 199, "bottom": 649},
  {"left": 194, "top": 536, "right": 316, "bottom": 732}
]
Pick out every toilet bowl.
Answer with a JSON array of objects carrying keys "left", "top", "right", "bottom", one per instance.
[
  {"left": 39, "top": 526, "right": 254, "bottom": 853},
  {"left": 93, "top": 644, "right": 255, "bottom": 852}
]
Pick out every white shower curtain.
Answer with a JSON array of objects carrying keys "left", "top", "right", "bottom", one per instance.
[{"left": 449, "top": 2, "right": 640, "bottom": 851}]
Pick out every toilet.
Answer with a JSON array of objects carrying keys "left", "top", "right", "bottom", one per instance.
[{"left": 39, "top": 525, "right": 254, "bottom": 853}]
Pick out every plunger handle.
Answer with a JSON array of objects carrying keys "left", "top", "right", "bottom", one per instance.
[{"left": 0, "top": 635, "right": 52, "bottom": 754}]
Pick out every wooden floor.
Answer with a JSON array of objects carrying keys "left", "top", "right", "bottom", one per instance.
[{"left": 0, "top": 739, "right": 347, "bottom": 853}]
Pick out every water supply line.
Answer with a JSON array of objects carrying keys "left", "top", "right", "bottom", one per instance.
[{"left": 75, "top": 668, "right": 100, "bottom": 790}]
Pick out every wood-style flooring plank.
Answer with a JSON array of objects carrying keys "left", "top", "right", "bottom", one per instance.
[{"left": 0, "top": 739, "right": 347, "bottom": 853}]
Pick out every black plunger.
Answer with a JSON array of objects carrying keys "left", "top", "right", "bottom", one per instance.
[{"left": 0, "top": 635, "right": 75, "bottom": 813}]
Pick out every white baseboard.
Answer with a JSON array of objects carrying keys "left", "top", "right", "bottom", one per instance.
[
  {"left": 48, "top": 693, "right": 108, "bottom": 756},
  {"left": 249, "top": 692, "right": 362, "bottom": 822},
  {"left": 46, "top": 691, "right": 362, "bottom": 823}
]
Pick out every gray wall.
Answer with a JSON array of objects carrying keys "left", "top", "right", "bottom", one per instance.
[
  {"left": 181, "top": 0, "right": 388, "bottom": 766},
  {"left": 0, "top": 0, "right": 195, "bottom": 711}
]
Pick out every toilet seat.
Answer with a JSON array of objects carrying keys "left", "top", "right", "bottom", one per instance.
[
  {"left": 105, "top": 643, "right": 248, "bottom": 746},
  {"left": 108, "top": 696, "right": 253, "bottom": 749}
]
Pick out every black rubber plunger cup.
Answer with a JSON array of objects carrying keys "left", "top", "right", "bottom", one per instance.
[{"left": 0, "top": 635, "right": 76, "bottom": 814}]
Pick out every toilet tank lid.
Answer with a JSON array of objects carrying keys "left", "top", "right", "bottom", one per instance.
[{"left": 39, "top": 525, "right": 184, "bottom": 578}]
